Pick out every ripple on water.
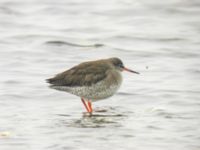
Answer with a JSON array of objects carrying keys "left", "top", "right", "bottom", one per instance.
[{"left": 45, "top": 40, "right": 104, "bottom": 48}]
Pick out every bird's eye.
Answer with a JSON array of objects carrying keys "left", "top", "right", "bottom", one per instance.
[{"left": 118, "top": 63, "right": 123, "bottom": 68}]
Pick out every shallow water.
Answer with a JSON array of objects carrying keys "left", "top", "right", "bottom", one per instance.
[{"left": 0, "top": 0, "right": 200, "bottom": 150}]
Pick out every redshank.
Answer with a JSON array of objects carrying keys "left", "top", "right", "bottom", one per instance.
[{"left": 46, "top": 57, "right": 139, "bottom": 114}]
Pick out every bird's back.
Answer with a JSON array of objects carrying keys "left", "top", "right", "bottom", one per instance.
[{"left": 46, "top": 59, "right": 112, "bottom": 87}]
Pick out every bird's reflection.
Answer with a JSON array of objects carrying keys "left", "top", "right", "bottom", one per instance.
[{"left": 58, "top": 107, "right": 127, "bottom": 128}]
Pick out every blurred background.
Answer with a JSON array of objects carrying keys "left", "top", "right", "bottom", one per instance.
[{"left": 0, "top": 0, "right": 200, "bottom": 150}]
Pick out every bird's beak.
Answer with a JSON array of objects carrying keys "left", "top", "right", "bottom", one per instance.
[{"left": 123, "top": 67, "right": 140, "bottom": 74}]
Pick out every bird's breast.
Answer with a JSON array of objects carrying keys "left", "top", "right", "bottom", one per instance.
[{"left": 79, "top": 69, "right": 122, "bottom": 101}]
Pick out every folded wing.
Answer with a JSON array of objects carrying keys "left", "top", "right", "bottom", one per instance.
[{"left": 46, "top": 62, "right": 110, "bottom": 87}]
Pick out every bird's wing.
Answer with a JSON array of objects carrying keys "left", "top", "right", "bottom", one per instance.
[{"left": 46, "top": 62, "right": 110, "bottom": 87}]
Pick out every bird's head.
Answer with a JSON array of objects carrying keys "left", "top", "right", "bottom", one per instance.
[{"left": 109, "top": 57, "right": 139, "bottom": 74}]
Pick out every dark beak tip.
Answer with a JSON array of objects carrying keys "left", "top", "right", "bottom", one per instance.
[{"left": 133, "top": 71, "right": 140, "bottom": 74}]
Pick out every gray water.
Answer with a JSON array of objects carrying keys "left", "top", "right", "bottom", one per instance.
[{"left": 0, "top": 0, "right": 200, "bottom": 150}]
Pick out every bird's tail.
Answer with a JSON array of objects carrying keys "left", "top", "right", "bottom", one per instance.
[{"left": 46, "top": 78, "right": 54, "bottom": 84}]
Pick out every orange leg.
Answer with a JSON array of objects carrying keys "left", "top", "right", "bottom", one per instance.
[
  {"left": 88, "top": 101, "right": 93, "bottom": 113},
  {"left": 81, "top": 98, "right": 90, "bottom": 113}
]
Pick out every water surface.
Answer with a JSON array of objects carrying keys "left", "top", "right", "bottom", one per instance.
[{"left": 0, "top": 0, "right": 200, "bottom": 150}]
